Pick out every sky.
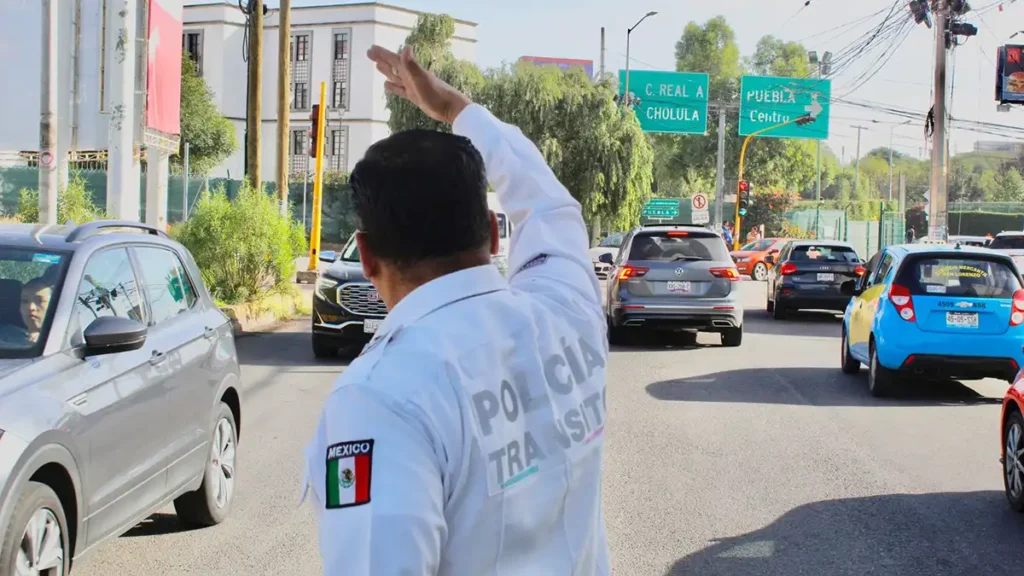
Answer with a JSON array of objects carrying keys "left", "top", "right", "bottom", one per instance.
[{"left": 211, "top": 0, "right": 1024, "bottom": 165}]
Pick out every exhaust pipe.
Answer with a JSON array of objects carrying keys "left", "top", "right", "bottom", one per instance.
[
  {"left": 711, "top": 320, "right": 733, "bottom": 328},
  {"left": 624, "top": 319, "right": 644, "bottom": 327}
]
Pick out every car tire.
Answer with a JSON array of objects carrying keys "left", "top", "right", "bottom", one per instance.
[
  {"left": 0, "top": 481, "right": 71, "bottom": 576},
  {"left": 868, "top": 342, "right": 898, "bottom": 398},
  {"left": 312, "top": 333, "right": 339, "bottom": 359},
  {"left": 174, "top": 403, "right": 238, "bottom": 527},
  {"left": 721, "top": 327, "right": 743, "bottom": 347},
  {"left": 752, "top": 262, "right": 768, "bottom": 281},
  {"left": 1003, "top": 410, "right": 1024, "bottom": 513},
  {"left": 607, "top": 317, "right": 630, "bottom": 346},
  {"left": 772, "top": 295, "right": 787, "bottom": 320},
  {"left": 840, "top": 327, "right": 860, "bottom": 375},
  {"left": 766, "top": 295, "right": 775, "bottom": 312}
]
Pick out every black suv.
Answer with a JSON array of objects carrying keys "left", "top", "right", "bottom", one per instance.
[{"left": 311, "top": 235, "right": 386, "bottom": 357}]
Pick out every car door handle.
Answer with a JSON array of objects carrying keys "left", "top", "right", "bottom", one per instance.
[
  {"left": 203, "top": 327, "right": 217, "bottom": 340},
  {"left": 149, "top": 350, "right": 167, "bottom": 366}
]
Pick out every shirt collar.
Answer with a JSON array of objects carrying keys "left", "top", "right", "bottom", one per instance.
[{"left": 373, "top": 264, "right": 508, "bottom": 340}]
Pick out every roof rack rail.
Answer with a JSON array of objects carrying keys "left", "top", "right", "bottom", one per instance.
[{"left": 65, "top": 220, "right": 166, "bottom": 243}]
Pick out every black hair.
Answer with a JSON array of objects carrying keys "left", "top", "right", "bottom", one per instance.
[{"left": 350, "top": 130, "right": 491, "bottom": 268}]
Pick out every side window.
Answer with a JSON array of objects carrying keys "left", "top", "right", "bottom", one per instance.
[
  {"left": 615, "top": 233, "right": 633, "bottom": 264},
  {"left": 72, "top": 248, "right": 146, "bottom": 342},
  {"left": 860, "top": 252, "right": 883, "bottom": 287},
  {"left": 872, "top": 253, "right": 895, "bottom": 286},
  {"left": 134, "top": 247, "right": 198, "bottom": 325}
]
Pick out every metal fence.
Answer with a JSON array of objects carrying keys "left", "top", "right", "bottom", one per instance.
[{"left": 784, "top": 209, "right": 905, "bottom": 260}]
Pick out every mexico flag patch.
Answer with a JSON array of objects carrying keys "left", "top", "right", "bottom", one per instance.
[{"left": 325, "top": 439, "right": 374, "bottom": 509}]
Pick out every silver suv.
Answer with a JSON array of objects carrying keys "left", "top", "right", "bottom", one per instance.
[
  {"left": 605, "top": 225, "right": 744, "bottom": 346},
  {"left": 0, "top": 221, "right": 241, "bottom": 574}
]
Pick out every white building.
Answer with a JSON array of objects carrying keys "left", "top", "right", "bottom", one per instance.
[{"left": 182, "top": 1, "right": 478, "bottom": 179}]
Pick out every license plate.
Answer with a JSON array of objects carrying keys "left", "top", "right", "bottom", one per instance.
[
  {"left": 946, "top": 312, "right": 978, "bottom": 328},
  {"left": 667, "top": 281, "right": 692, "bottom": 293},
  {"left": 817, "top": 273, "right": 835, "bottom": 282},
  {"left": 363, "top": 319, "right": 382, "bottom": 333}
]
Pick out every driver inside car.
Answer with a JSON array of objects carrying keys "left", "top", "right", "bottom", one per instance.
[{"left": 0, "top": 277, "right": 54, "bottom": 345}]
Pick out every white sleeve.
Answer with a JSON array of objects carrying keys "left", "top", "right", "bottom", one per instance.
[
  {"left": 452, "top": 104, "right": 601, "bottom": 307},
  {"left": 307, "top": 387, "right": 446, "bottom": 576}
]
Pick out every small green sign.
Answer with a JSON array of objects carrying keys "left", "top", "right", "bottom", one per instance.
[
  {"left": 619, "top": 70, "right": 710, "bottom": 135},
  {"left": 642, "top": 198, "right": 680, "bottom": 219},
  {"left": 738, "top": 75, "right": 831, "bottom": 140}
]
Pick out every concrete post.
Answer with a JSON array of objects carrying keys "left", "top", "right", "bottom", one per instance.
[
  {"left": 106, "top": 0, "right": 140, "bottom": 220},
  {"left": 145, "top": 147, "right": 169, "bottom": 230}
]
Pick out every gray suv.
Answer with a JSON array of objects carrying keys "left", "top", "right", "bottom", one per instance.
[
  {"left": 0, "top": 221, "right": 241, "bottom": 574},
  {"left": 605, "top": 225, "right": 744, "bottom": 346}
]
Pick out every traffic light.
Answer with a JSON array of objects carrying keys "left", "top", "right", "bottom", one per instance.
[
  {"left": 738, "top": 180, "right": 750, "bottom": 217},
  {"left": 308, "top": 104, "right": 320, "bottom": 158}
]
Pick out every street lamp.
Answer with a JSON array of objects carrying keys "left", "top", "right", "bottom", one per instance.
[
  {"left": 623, "top": 11, "right": 658, "bottom": 108},
  {"left": 889, "top": 119, "right": 913, "bottom": 202}
]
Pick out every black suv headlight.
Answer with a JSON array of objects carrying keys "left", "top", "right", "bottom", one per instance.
[{"left": 316, "top": 276, "right": 339, "bottom": 301}]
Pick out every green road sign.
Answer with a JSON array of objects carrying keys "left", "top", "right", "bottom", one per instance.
[
  {"left": 642, "top": 198, "right": 680, "bottom": 219},
  {"left": 738, "top": 75, "right": 831, "bottom": 139},
  {"left": 619, "top": 70, "right": 709, "bottom": 135}
]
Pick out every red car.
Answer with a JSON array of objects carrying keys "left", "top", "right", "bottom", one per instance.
[{"left": 1002, "top": 371, "right": 1024, "bottom": 511}]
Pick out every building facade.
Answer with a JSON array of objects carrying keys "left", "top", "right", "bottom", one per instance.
[{"left": 182, "top": 1, "right": 478, "bottom": 179}]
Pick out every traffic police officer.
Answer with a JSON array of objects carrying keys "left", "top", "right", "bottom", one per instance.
[{"left": 301, "top": 44, "right": 609, "bottom": 574}]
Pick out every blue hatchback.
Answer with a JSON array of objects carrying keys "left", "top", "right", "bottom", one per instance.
[{"left": 840, "top": 243, "right": 1024, "bottom": 396}]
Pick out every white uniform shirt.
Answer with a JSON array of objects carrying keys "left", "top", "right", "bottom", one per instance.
[{"left": 302, "top": 104, "right": 609, "bottom": 576}]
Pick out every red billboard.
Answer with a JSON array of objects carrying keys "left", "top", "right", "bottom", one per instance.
[{"left": 146, "top": 0, "right": 183, "bottom": 135}]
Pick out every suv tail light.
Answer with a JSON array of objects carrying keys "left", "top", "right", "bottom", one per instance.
[
  {"left": 780, "top": 263, "right": 798, "bottom": 275},
  {"left": 1011, "top": 289, "right": 1024, "bottom": 326},
  {"left": 889, "top": 284, "right": 916, "bottom": 322},
  {"left": 854, "top": 265, "right": 867, "bottom": 276},
  {"left": 617, "top": 266, "right": 648, "bottom": 281},
  {"left": 709, "top": 267, "right": 740, "bottom": 281}
]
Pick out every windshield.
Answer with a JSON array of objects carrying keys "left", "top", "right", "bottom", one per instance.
[
  {"left": 628, "top": 231, "right": 730, "bottom": 262},
  {"left": 0, "top": 247, "right": 69, "bottom": 358},
  {"left": 791, "top": 245, "right": 860, "bottom": 262},
  {"left": 600, "top": 233, "right": 623, "bottom": 248},
  {"left": 989, "top": 235, "right": 1024, "bottom": 250},
  {"left": 340, "top": 235, "right": 360, "bottom": 262},
  {"left": 740, "top": 239, "right": 774, "bottom": 252},
  {"left": 896, "top": 256, "right": 1021, "bottom": 298}
]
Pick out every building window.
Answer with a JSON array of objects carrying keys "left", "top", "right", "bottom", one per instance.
[
  {"left": 334, "top": 33, "right": 348, "bottom": 60},
  {"left": 330, "top": 29, "right": 352, "bottom": 110},
  {"left": 332, "top": 81, "right": 347, "bottom": 109},
  {"left": 183, "top": 31, "right": 203, "bottom": 75},
  {"left": 327, "top": 127, "right": 349, "bottom": 173},
  {"left": 290, "top": 128, "right": 309, "bottom": 176},
  {"left": 290, "top": 32, "right": 311, "bottom": 111}
]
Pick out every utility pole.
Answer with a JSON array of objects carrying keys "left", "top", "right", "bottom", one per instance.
[
  {"left": 246, "top": 0, "right": 264, "bottom": 190},
  {"left": 929, "top": 0, "right": 949, "bottom": 239},
  {"left": 714, "top": 105, "right": 726, "bottom": 229},
  {"left": 599, "top": 27, "right": 605, "bottom": 78},
  {"left": 106, "top": 0, "right": 139, "bottom": 221},
  {"left": 276, "top": 0, "right": 291, "bottom": 216},
  {"left": 39, "top": 0, "right": 58, "bottom": 225},
  {"left": 853, "top": 125, "right": 865, "bottom": 196}
]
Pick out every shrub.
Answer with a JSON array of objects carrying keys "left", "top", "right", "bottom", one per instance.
[
  {"left": 173, "top": 183, "right": 308, "bottom": 305},
  {"left": 14, "top": 174, "right": 104, "bottom": 224}
]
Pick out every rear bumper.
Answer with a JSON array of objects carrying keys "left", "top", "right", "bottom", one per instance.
[
  {"left": 734, "top": 261, "right": 756, "bottom": 275},
  {"left": 610, "top": 301, "right": 743, "bottom": 331},
  {"left": 899, "top": 354, "right": 1020, "bottom": 383},
  {"left": 875, "top": 322, "right": 1024, "bottom": 381},
  {"left": 778, "top": 284, "right": 851, "bottom": 311}
]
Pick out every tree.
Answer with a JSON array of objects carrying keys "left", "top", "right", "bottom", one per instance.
[
  {"left": 383, "top": 15, "right": 654, "bottom": 233},
  {"left": 385, "top": 14, "right": 485, "bottom": 133},
  {"left": 480, "top": 63, "right": 654, "bottom": 231},
  {"left": 176, "top": 56, "right": 237, "bottom": 176}
]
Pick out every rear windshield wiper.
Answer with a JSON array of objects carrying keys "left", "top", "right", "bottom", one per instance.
[{"left": 670, "top": 255, "right": 708, "bottom": 261}]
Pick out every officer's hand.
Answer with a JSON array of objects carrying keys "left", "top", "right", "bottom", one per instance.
[{"left": 367, "top": 44, "right": 471, "bottom": 124}]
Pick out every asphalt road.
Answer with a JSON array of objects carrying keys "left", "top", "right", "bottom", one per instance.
[{"left": 77, "top": 281, "right": 1024, "bottom": 576}]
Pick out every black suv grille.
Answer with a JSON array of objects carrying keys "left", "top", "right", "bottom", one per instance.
[{"left": 338, "top": 284, "right": 387, "bottom": 316}]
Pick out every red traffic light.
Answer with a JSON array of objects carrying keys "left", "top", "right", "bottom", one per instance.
[
  {"left": 308, "top": 104, "right": 320, "bottom": 158},
  {"left": 738, "top": 180, "right": 749, "bottom": 193}
]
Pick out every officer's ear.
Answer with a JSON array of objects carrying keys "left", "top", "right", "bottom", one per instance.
[
  {"left": 355, "top": 232, "right": 379, "bottom": 281},
  {"left": 488, "top": 210, "right": 499, "bottom": 257}
]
